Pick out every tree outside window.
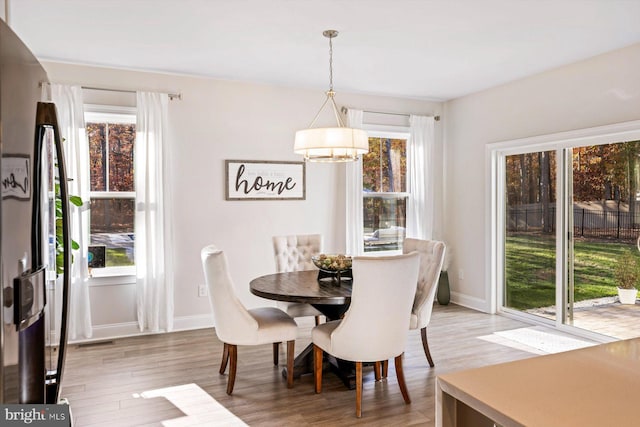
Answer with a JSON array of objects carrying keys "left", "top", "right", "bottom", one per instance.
[
  {"left": 86, "top": 114, "right": 136, "bottom": 268},
  {"left": 362, "top": 136, "right": 408, "bottom": 252}
]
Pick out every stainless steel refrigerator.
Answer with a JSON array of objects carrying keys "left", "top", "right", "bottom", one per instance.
[{"left": 0, "top": 19, "right": 71, "bottom": 404}]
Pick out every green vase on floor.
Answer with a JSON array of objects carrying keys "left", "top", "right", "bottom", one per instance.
[{"left": 437, "top": 271, "right": 450, "bottom": 305}]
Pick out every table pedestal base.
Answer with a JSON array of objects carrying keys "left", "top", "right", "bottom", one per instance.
[
  {"left": 327, "top": 355, "right": 357, "bottom": 389},
  {"left": 286, "top": 343, "right": 315, "bottom": 379},
  {"left": 283, "top": 343, "right": 371, "bottom": 390}
]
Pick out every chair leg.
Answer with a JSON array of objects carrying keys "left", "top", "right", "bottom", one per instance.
[
  {"left": 355, "top": 361, "right": 363, "bottom": 418},
  {"left": 286, "top": 340, "right": 295, "bottom": 388},
  {"left": 382, "top": 359, "right": 388, "bottom": 378},
  {"left": 226, "top": 344, "right": 238, "bottom": 395},
  {"left": 273, "top": 342, "right": 280, "bottom": 366},
  {"left": 421, "top": 327, "right": 435, "bottom": 367},
  {"left": 374, "top": 361, "right": 381, "bottom": 381},
  {"left": 394, "top": 353, "right": 411, "bottom": 404},
  {"left": 313, "top": 344, "right": 323, "bottom": 394},
  {"left": 219, "top": 343, "right": 230, "bottom": 374},
  {"left": 314, "top": 315, "right": 320, "bottom": 326}
]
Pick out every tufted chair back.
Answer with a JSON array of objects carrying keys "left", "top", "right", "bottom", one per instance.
[
  {"left": 402, "top": 238, "right": 446, "bottom": 330},
  {"left": 273, "top": 234, "right": 323, "bottom": 273}
]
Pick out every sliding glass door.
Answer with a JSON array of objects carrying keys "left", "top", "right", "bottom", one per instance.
[
  {"left": 504, "top": 150, "right": 557, "bottom": 321},
  {"left": 497, "top": 130, "right": 640, "bottom": 340},
  {"left": 567, "top": 141, "right": 640, "bottom": 339}
]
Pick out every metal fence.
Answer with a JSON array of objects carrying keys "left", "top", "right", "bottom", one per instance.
[{"left": 507, "top": 206, "right": 640, "bottom": 241}]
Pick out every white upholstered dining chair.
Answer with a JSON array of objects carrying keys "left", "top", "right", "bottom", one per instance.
[
  {"left": 272, "top": 234, "right": 324, "bottom": 324},
  {"left": 201, "top": 244, "right": 298, "bottom": 395},
  {"left": 403, "top": 238, "right": 446, "bottom": 367},
  {"left": 312, "top": 252, "right": 420, "bottom": 418}
]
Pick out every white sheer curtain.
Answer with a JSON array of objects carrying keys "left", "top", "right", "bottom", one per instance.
[
  {"left": 406, "top": 115, "right": 435, "bottom": 240},
  {"left": 135, "top": 91, "right": 174, "bottom": 333},
  {"left": 47, "top": 84, "right": 93, "bottom": 340},
  {"left": 345, "top": 109, "right": 365, "bottom": 256}
]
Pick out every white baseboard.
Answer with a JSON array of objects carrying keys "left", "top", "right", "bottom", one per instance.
[
  {"left": 173, "top": 313, "right": 214, "bottom": 331},
  {"left": 68, "top": 314, "right": 214, "bottom": 345},
  {"left": 450, "top": 291, "right": 490, "bottom": 313},
  {"left": 78, "top": 322, "right": 143, "bottom": 343}
]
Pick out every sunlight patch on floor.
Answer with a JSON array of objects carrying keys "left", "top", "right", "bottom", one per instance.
[
  {"left": 137, "top": 383, "right": 247, "bottom": 426},
  {"left": 478, "top": 326, "right": 597, "bottom": 355}
]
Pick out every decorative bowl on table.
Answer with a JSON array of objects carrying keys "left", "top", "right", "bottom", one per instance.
[{"left": 312, "top": 254, "right": 352, "bottom": 284}]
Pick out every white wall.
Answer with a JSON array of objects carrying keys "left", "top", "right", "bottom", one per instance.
[
  {"left": 42, "top": 62, "right": 442, "bottom": 338},
  {"left": 443, "top": 43, "right": 640, "bottom": 312}
]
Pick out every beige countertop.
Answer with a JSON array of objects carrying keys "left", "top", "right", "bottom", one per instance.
[{"left": 436, "top": 338, "right": 640, "bottom": 427}]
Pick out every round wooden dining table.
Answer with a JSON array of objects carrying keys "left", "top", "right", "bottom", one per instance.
[
  {"left": 249, "top": 269, "right": 356, "bottom": 388},
  {"left": 250, "top": 270, "right": 352, "bottom": 320}
]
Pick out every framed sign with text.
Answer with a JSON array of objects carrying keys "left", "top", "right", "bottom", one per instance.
[
  {"left": 1, "top": 154, "right": 31, "bottom": 200},
  {"left": 225, "top": 160, "right": 306, "bottom": 200}
]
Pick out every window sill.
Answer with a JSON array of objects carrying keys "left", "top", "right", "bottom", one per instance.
[
  {"left": 363, "top": 249, "right": 402, "bottom": 256},
  {"left": 90, "top": 266, "right": 135, "bottom": 277},
  {"left": 88, "top": 266, "right": 136, "bottom": 286}
]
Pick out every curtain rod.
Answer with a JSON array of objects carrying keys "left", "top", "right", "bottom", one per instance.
[
  {"left": 40, "top": 82, "right": 182, "bottom": 100},
  {"left": 340, "top": 106, "right": 440, "bottom": 121},
  {"left": 81, "top": 85, "right": 182, "bottom": 100}
]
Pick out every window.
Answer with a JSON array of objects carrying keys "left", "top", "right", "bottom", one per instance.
[
  {"left": 362, "top": 132, "right": 409, "bottom": 252},
  {"left": 85, "top": 108, "right": 136, "bottom": 273}
]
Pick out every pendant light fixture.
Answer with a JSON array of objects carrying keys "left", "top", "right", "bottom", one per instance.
[{"left": 294, "top": 30, "right": 368, "bottom": 162}]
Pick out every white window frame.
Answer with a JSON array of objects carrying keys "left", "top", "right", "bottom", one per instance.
[
  {"left": 488, "top": 119, "right": 640, "bottom": 340},
  {"left": 362, "top": 127, "right": 411, "bottom": 255},
  {"left": 84, "top": 105, "right": 137, "bottom": 280}
]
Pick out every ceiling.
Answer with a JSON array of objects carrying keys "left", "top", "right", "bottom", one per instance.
[{"left": 7, "top": 0, "right": 640, "bottom": 101}]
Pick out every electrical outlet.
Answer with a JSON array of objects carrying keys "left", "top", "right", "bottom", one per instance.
[
  {"left": 198, "top": 284, "right": 208, "bottom": 297},
  {"left": 458, "top": 269, "right": 464, "bottom": 281}
]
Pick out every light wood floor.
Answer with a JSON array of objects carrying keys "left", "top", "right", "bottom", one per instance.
[{"left": 61, "top": 304, "right": 537, "bottom": 426}]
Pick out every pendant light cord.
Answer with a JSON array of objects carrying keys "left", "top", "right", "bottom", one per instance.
[
  {"left": 307, "top": 30, "right": 345, "bottom": 128},
  {"left": 328, "top": 34, "right": 334, "bottom": 92}
]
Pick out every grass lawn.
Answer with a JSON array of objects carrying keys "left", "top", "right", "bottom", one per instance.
[
  {"left": 505, "top": 233, "right": 638, "bottom": 310},
  {"left": 106, "top": 248, "right": 135, "bottom": 267}
]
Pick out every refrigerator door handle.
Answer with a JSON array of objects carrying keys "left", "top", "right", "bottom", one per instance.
[{"left": 35, "top": 102, "right": 71, "bottom": 404}]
